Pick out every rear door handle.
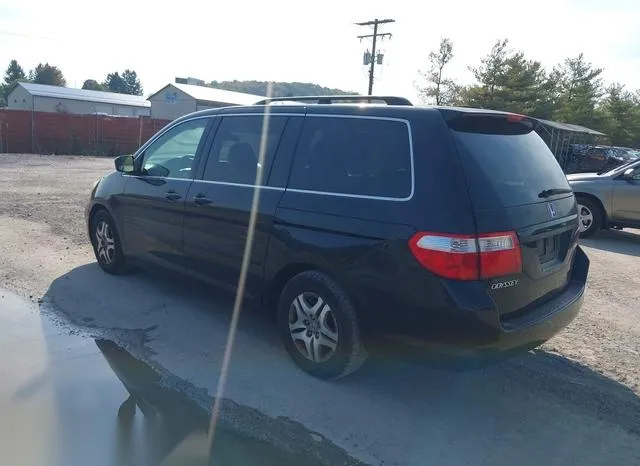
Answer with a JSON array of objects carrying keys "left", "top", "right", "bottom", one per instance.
[
  {"left": 193, "top": 194, "right": 213, "bottom": 206},
  {"left": 165, "top": 191, "right": 182, "bottom": 201}
]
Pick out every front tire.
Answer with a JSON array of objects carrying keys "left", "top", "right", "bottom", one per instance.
[
  {"left": 91, "top": 210, "right": 127, "bottom": 274},
  {"left": 576, "top": 197, "right": 602, "bottom": 238},
  {"left": 277, "top": 271, "right": 367, "bottom": 379}
]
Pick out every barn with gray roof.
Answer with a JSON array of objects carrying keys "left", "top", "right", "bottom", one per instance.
[{"left": 7, "top": 82, "right": 151, "bottom": 117}]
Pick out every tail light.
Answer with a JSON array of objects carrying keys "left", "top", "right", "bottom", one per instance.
[{"left": 408, "top": 231, "right": 522, "bottom": 280}]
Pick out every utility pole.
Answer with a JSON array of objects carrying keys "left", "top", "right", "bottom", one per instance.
[{"left": 357, "top": 18, "right": 394, "bottom": 95}]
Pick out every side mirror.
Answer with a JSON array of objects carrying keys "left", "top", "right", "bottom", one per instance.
[
  {"left": 623, "top": 168, "right": 635, "bottom": 180},
  {"left": 114, "top": 155, "right": 135, "bottom": 174}
]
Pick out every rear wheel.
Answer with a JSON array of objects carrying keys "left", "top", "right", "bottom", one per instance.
[
  {"left": 576, "top": 197, "right": 602, "bottom": 238},
  {"left": 277, "top": 271, "right": 367, "bottom": 379},
  {"left": 91, "top": 210, "right": 127, "bottom": 274}
]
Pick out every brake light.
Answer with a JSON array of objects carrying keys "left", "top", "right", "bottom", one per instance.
[
  {"left": 506, "top": 113, "right": 525, "bottom": 122},
  {"left": 408, "top": 231, "right": 521, "bottom": 280}
]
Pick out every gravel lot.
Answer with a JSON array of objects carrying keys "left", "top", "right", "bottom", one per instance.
[{"left": 1, "top": 153, "right": 639, "bottom": 465}]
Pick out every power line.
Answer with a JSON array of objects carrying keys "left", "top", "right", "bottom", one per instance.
[
  {"left": 356, "top": 18, "right": 394, "bottom": 95},
  {"left": 0, "top": 30, "right": 56, "bottom": 41}
]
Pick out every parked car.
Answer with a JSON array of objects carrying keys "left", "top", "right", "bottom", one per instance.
[
  {"left": 568, "top": 159, "right": 640, "bottom": 237},
  {"left": 86, "top": 96, "right": 589, "bottom": 379},
  {"left": 565, "top": 144, "right": 639, "bottom": 174}
]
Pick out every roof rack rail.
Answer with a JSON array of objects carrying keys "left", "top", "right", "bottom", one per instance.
[{"left": 254, "top": 95, "right": 413, "bottom": 106}]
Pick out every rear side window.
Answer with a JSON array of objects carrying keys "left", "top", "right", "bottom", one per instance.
[
  {"left": 288, "top": 116, "right": 412, "bottom": 199},
  {"left": 451, "top": 128, "right": 570, "bottom": 209}
]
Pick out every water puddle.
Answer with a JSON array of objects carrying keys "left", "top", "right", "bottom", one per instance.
[
  {"left": 0, "top": 290, "right": 367, "bottom": 466},
  {"left": 95, "top": 339, "right": 363, "bottom": 466}
]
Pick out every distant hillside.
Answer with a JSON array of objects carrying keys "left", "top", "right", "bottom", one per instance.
[{"left": 209, "top": 80, "right": 357, "bottom": 97}]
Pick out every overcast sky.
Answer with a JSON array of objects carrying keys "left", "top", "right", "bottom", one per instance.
[{"left": 1, "top": 0, "right": 638, "bottom": 101}]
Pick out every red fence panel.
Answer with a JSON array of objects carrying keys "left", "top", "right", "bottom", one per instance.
[
  {"left": 0, "top": 109, "right": 171, "bottom": 155},
  {"left": 0, "top": 109, "right": 32, "bottom": 153}
]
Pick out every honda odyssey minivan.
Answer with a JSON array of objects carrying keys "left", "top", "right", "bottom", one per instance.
[{"left": 86, "top": 96, "right": 589, "bottom": 379}]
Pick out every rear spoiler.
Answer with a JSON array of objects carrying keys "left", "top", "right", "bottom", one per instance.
[{"left": 439, "top": 108, "right": 538, "bottom": 134}]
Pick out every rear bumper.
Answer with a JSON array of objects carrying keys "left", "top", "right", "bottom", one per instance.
[
  {"left": 382, "top": 246, "right": 589, "bottom": 356},
  {"left": 484, "top": 276, "right": 584, "bottom": 352}
]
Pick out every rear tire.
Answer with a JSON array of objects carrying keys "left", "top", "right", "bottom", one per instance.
[
  {"left": 277, "top": 271, "right": 367, "bottom": 379},
  {"left": 576, "top": 197, "right": 602, "bottom": 238},
  {"left": 90, "top": 210, "right": 127, "bottom": 274}
]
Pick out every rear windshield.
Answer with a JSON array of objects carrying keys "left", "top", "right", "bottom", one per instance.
[{"left": 451, "top": 129, "right": 570, "bottom": 209}]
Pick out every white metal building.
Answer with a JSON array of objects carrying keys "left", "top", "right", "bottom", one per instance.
[
  {"left": 148, "top": 82, "right": 263, "bottom": 121},
  {"left": 7, "top": 82, "right": 151, "bottom": 117}
]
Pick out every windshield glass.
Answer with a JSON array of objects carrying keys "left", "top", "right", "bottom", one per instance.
[{"left": 603, "top": 158, "right": 640, "bottom": 176}]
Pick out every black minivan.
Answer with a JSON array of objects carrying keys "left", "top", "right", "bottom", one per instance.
[{"left": 86, "top": 96, "right": 589, "bottom": 379}]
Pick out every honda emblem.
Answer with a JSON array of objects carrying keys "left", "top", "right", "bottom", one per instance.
[{"left": 547, "top": 202, "right": 557, "bottom": 218}]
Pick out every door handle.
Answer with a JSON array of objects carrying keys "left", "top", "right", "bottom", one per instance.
[
  {"left": 193, "top": 194, "right": 213, "bottom": 206},
  {"left": 165, "top": 191, "right": 182, "bottom": 201}
]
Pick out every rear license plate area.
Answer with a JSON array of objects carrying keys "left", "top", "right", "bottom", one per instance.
[{"left": 538, "top": 235, "right": 558, "bottom": 264}]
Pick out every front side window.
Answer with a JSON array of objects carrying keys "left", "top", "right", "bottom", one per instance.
[
  {"left": 140, "top": 118, "right": 208, "bottom": 179},
  {"left": 202, "top": 115, "right": 288, "bottom": 185},
  {"left": 287, "top": 117, "right": 412, "bottom": 198}
]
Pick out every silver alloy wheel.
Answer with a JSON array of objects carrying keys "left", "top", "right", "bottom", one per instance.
[
  {"left": 95, "top": 220, "right": 116, "bottom": 265},
  {"left": 577, "top": 203, "right": 594, "bottom": 233},
  {"left": 288, "top": 292, "right": 338, "bottom": 363}
]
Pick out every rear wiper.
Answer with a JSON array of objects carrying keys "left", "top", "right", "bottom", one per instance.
[{"left": 538, "top": 188, "right": 573, "bottom": 198}]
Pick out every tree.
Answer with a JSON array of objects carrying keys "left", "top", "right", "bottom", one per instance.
[
  {"left": 534, "top": 68, "right": 562, "bottom": 119},
  {"left": 31, "top": 63, "right": 66, "bottom": 86},
  {"left": 412, "top": 40, "right": 640, "bottom": 145},
  {"left": 465, "top": 39, "right": 510, "bottom": 109},
  {"left": 460, "top": 40, "right": 554, "bottom": 117},
  {"left": 552, "top": 53, "right": 603, "bottom": 127},
  {"left": 2, "top": 59, "right": 28, "bottom": 106},
  {"left": 103, "top": 72, "right": 127, "bottom": 93},
  {"left": 103, "top": 70, "right": 143, "bottom": 95},
  {"left": 82, "top": 79, "right": 105, "bottom": 91},
  {"left": 416, "top": 38, "right": 457, "bottom": 105},
  {"left": 122, "top": 69, "right": 143, "bottom": 96},
  {"left": 597, "top": 84, "right": 640, "bottom": 147},
  {"left": 497, "top": 52, "right": 552, "bottom": 117},
  {"left": 4, "top": 60, "right": 26, "bottom": 86}
]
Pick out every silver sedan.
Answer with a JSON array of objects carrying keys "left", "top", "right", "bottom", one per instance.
[{"left": 568, "top": 159, "right": 640, "bottom": 237}]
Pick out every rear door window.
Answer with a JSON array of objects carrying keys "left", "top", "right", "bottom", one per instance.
[
  {"left": 450, "top": 126, "right": 570, "bottom": 209},
  {"left": 287, "top": 116, "right": 412, "bottom": 199},
  {"left": 202, "top": 115, "right": 288, "bottom": 185}
]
